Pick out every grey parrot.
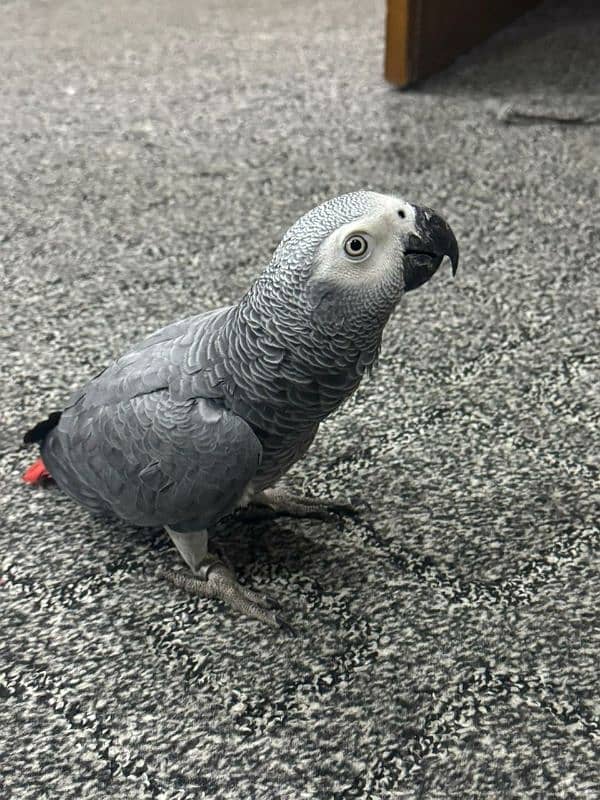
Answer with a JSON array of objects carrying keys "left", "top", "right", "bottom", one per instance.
[{"left": 23, "top": 191, "right": 458, "bottom": 631}]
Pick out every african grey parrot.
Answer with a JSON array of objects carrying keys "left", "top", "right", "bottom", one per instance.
[{"left": 23, "top": 191, "right": 458, "bottom": 632}]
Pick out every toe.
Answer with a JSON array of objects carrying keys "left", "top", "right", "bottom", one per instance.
[
  {"left": 237, "top": 582, "right": 282, "bottom": 611},
  {"left": 327, "top": 495, "right": 368, "bottom": 516},
  {"left": 224, "top": 591, "right": 292, "bottom": 633}
]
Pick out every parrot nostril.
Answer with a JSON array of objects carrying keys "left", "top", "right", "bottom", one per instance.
[{"left": 397, "top": 209, "right": 406, "bottom": 219}]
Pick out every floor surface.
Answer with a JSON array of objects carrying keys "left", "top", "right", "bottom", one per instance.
[{"left": 1, "top": 1, "right": 599, "bottom": 797}]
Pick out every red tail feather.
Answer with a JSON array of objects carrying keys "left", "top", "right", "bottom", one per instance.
[{"left": 22, "top": 458, "right": 52, "bottom": 484}]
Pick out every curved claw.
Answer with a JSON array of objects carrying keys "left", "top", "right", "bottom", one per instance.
[{"left": 275, "top": 615, "right": 297, "bottom": 638}]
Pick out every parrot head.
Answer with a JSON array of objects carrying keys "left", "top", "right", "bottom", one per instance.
[
  {"left": 261, "top": 191, "right": 458, "bottom": 339},
  {"left": 309, "top": 191, "right": 458, "bottom": 293}
]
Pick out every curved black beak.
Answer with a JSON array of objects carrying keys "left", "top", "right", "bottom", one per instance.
[{"left": 403, "top": 206, "right": 459, "bottom": 292}]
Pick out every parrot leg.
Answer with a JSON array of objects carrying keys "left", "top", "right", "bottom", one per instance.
[
  {"left": 164, "top": 526, "right": 294, "bottom": 635},
  {"left": 249, "top": 488, "right": 362, "bottom": 521},
  {"left": 165, "top": 526, "right": 209, "bottom": 572}
]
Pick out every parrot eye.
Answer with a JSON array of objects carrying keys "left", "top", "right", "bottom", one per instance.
[{"left": 343, "top": 234, "right": 370, "bottom": 260}]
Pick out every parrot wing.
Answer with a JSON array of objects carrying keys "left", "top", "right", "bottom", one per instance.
[
  {"left": 38, "top": 304, "right": 263, "bottom": 527},
  {"left": 42, "top": 390, "right": 262, "bottom": 528}
]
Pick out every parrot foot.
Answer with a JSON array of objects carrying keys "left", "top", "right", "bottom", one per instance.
[
  {"left": 249, "top": 488, "right": 363, "bottom": 521},
  {"left": 163, "top": 560, "right": 295, "bottom": 636}
]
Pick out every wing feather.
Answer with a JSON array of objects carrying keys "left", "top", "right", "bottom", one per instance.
[
  {"left": 41, "top": 304, "right": 263, "bottom": 528},
  {"left": 43, "top": 392, "right": 262, "bottom": 528}
]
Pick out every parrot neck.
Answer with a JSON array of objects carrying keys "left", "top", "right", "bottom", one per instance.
[{"left": 233, "top": 284, "right": 384, "bottom": 423}]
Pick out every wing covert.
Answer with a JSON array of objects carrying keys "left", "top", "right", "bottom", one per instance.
[{"left": 42, "top": 391, "right": 262, "bottom": 529}]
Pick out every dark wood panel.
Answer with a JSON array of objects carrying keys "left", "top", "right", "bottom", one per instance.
[
  {"left": 385, "top": 0, "right": 542, "bottom": 87},
  {"left": 385, "top": 0, "right": 412, "bottom": 88}
]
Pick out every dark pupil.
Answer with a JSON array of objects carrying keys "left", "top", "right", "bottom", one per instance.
[{"left": 350, "top": 238, "right": 363, "bottom": 252}]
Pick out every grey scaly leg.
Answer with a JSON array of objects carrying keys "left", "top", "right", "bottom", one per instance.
[
  {"left": 165, "top": 527, "right": 209, "bottom": 573},
  {"left": 249, "top": 487, "right": 362, "bottom": 521},
  {"left": 163, "top": 526, "right": 294, "bottom": 635}
]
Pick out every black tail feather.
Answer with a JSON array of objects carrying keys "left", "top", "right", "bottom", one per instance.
[{"left": 23, "top": 411, "right": 62, "bottom": 445}]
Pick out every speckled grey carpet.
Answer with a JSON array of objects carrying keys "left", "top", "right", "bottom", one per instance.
[{"left": 1, "top": 0, "right": 599, "bottom": 797}]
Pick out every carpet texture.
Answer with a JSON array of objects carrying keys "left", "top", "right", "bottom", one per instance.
[{"left": 1, "top": 0, "right": 599, "bottom": 797}]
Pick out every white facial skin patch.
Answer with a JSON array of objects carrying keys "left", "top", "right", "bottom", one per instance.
[{"left": 312, "top": 192, "right": 419, "bottom": 289}]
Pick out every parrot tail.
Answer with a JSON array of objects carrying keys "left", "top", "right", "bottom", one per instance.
[
  {"left": 22, "top": 410, "right": 61, "bottom": 483},
  {"left": 23, "top": 410, "right": 62, "bottom": 445},
  {"left": 23, "top": 457, "right": 52, "bottom": 484}
]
